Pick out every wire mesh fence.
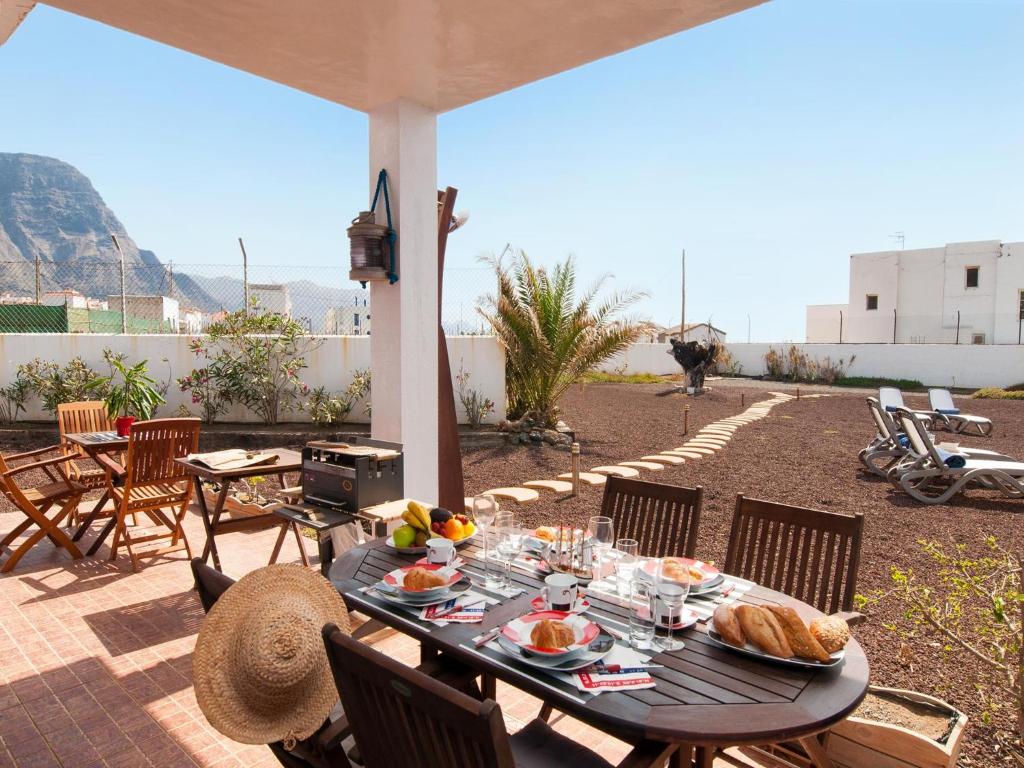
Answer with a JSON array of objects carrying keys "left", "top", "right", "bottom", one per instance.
[
  {"left": 0, "top": 260, "right": 496, "bottom": 336},
  {"left": 807, "top": 307, "right": 1024, "bottom": 345}
]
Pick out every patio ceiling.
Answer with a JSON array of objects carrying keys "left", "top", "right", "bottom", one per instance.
[{"left": 16, "top": 0, "right": 766, "bottom": 112}]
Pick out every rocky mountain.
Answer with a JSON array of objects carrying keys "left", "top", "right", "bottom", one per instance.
[{"left": 0, "top": 152, "right": 367, "bottom": 325}]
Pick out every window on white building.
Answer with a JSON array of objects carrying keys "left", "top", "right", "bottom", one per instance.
[
  {"left": 865, "top": 294, "right": 878, "bottom": 311},
  {"left": 965, "top": 266, "right": 979, "bottom": 288},
  {"left": 971, "top": 332, "right": 986, "bottom": 345}
]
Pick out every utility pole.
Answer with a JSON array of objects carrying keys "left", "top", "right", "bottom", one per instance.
[
  {"left": 34, "top": 253, "right": 40, "bottom": 304},
  {"left": 679, "top": 249, "right": 686, "bottom": 338},
  {"left": 167, "top": 261, "right": 174, "bottom": 300},
  {"left": 111, "top": 234, "right": 127, "bottom": 333},
  {"left": 238, "top": 237, "right": 250, "bottom": 315}
]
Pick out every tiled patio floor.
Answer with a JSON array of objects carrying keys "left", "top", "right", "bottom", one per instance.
[{"left": 0, "top": 501, "right": 655, "bottom": 768}]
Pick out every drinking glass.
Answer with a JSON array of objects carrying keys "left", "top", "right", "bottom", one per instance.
[
  {"left": 654, "top": 558, "right": 691, "bottom": 652},
  {"left": 613, "top": 538, "right": 639, "bottom": 596},
  {"left": 587, "top": 516, "right": 614, "bottom": 578},
  {"left": 628, "top": 577, "right": 656, "bottom": 650},
  {"left": 494, "top": 512, "right": 523, "bottom": 593},
  {"left": 472, "top": 494, "right": 501, "bottom": 588}
]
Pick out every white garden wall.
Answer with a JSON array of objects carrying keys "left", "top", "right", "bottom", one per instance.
[
  {"left": 725, "top": 343, "right": 1024, "bottom": 390},
  {"left": 597, "top": 343, "right": 679, "bottom": 376},
  {"left": 0, "top": 334, "right": 505, "bottom": 424}
]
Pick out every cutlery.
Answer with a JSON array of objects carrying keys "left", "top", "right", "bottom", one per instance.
[{"left": 474, "top": 628, "right": 501, "bottom": 647}]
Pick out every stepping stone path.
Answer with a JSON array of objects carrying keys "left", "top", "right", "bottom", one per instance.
[
  {"left": 524, "top": 479, "right": 574, "bottom": 494},
  {"left": 590, "top": 465, "right": 641, "bottom": 478},
  {"left": 465, "top": 392, "right": 804, "bottom": 503},
  {"left": 619, "top": 461, "right": 665, "bottom": 471},
  {"left": 482, "top": 487, "right": 540, "bottom": 504}
]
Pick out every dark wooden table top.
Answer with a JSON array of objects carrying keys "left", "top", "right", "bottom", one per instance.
[
  {"left": 173, "top": 448, "right": 302, "bottom": 482},
  {"left": 330, "top": 537, "right": 870, "bottom": 747},
  {"left": 64, "top": 431, "right": 127, "bottom": 452}
]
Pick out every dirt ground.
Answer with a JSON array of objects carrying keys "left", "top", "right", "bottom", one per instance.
[{"left": 463, "top": 381, "right": 1024, "bottom": 765}]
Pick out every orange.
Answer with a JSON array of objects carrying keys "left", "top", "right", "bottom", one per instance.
[{"left": 443, "top": 518, "right": 465, "bottom": 541}]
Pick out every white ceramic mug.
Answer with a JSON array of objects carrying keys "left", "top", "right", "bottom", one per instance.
[
  {"left": 426, "top": 537, "right": 456, "bottom": 566},
  {"left": 540, "top": 573, "right": 578, "bottom": 611}
]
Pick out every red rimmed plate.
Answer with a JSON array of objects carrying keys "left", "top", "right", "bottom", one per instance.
[
  {"left": 641, "top": 557, "right": 719, "bottom": 588},
  {"left": 500, "top": 610, "right": 599, "bottom": 657},
  {"left": 382, "top": 564, "right": 462, "bottom": 595}
]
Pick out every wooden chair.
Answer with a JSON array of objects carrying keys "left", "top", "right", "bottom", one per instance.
[
  {"left": 190, "top": 559, "right": 483, "bottom": 768},
  {"left": 322, "top": 624, "right": 676, "bottom": 768},
  {"left": 57, "top": 401, "right": 123, "bottom": 527},
  {"left": 108, "top": 418, "right": 200, "bottom": 572},
  {"left": 601, "top": 475, "right": 702, "bottom": 558},
  {"left": 0, "top": 445, "right": 85, "bottom": 572},
  {"left": 724, "top": 494, "right": 864, "bottom": 618}
]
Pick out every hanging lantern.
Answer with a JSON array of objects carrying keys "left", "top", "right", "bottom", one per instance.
[{"left": 349, "top": 170, "right": 398, "bottom": 286}]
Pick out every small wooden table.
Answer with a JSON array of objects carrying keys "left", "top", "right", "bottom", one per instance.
[
  {"left": 174, "top": 449, "right": 305, "bottom": 572},
  {"left": 330, "top": 538, "right": 869, "bottom": 765},
  {"left": 66, "top": 431, "right": 128, "bottom": 555}
]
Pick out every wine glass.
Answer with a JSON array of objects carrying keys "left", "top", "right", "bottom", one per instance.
[
  {"left": 587, "top": 516, "right": 614, "bottom": 578},
  {"left": 494, "top": 512, "right": 523, "bottom": 592},
  {"left": 472, "top": 494, "right": 501, "bottom": 588},
  {"left": 654, "top": 558, "right": 691, "bottom": 652},
  {"left": 613, "top": 538, "right": 639, "bottom": 596}
]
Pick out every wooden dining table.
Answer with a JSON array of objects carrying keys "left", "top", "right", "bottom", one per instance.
[
  {"left": 65, "top": 430, "right": 128, "bottom": 555},
  {"left": 330, "top": 536, "right": 870, "bottom": 766}
]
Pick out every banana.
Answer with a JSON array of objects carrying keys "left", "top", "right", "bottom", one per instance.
[
  {"left": 407, "top": 500, "right": 432, "bottom": 531},
  {"left": 401, "top": 510, "right": 427, "bottom": 532}
]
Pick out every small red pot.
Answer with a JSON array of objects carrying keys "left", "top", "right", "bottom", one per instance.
[{"left": 115, "top": 416, "right": 136, "bottom": 437}]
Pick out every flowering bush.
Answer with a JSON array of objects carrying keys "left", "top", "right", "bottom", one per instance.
[
  {"left": 17, "top": 357, "right": 105, "bottom": 416},
  {"left": 307, "top": 370, "right": 371, "bottom": 427},
  {"left": 177, "top": 363, "right": 230, "bottom": 424}
]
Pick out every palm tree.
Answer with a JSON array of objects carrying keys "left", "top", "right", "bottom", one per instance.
[{"left": 479, "top": 250, "right": 652, "bottom": 427}]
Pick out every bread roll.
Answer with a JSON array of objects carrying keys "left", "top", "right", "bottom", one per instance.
[
  {"left": 735, "top": 605, "right": 793, "bottom": 658},
  {"left": 530, "top": 619, "right": 575, "bottom": 650},
  {"left": 809, "top": 616, "right": 850, "bottom": 654},
  {"left": 713, "top": 605, "right": 746, "bottom": 648},
  {"left": 403, "top": 567, "right": 446, "bottom": 590},
  {"left": 765, "top": 606, "right": 831, "bottom": 663}
]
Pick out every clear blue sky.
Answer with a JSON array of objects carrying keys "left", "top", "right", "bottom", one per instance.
[{"left": 2, "top": 0, "right": 1021, "bottom": 341}]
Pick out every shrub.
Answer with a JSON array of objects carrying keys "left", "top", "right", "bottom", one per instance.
[
  {"left": 713, "top": 346, "right": 743, "bottom": 376},
  {"left": 88, "top": 354, "right": 165, "bottom": 420},
  {"left": 1006, "top": 382, "right": 1024, "bottom": 392},
  {"left": 762, "top": 345, "right": 854, "bottom": 385},
  {"left": 974, "top": 387, "right": 1024, "bottom": 400},
  {"left": 835, "top": 376, "right": 925, "bottom": 390},
  {"left": 0, "top": 375, "right": 31, "bottom": 425},
  {"left": 455, "top": 364, "right": 495, "bottom": 428},
  {"left": 307, "top": 370, "right": 371, "bottom": 427},
  {"left": 479, "top": 250, "right": 652, "bottom": 427},
  {"left": 190, "top": 308, "right": 322, "bottom": 425},
  {"left": 177, "top": 361, "right": 231, "bottom": 424},
  {"left": 581, "top": 371, "right": 665, "bottom": 384},
  {"left": 17, "top": 357, "right": 105, "bottom": 416}
]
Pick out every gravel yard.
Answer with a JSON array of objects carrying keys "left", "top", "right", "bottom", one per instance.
[{"left": 464, "top": 380, "right": 1024, "bottom": 764}]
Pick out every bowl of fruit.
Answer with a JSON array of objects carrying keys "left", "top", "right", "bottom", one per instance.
[{"left": 388, "top": 501, "right": 477, "bottom": 554}]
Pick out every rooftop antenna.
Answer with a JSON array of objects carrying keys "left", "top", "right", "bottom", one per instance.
[{"left": 890, "top": 231, "right": 905, "bottom": 250}]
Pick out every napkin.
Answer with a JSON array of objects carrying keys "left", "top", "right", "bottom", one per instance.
[
  {"left": 419, "top": 596, "right": 486, "bottom": 624},
  {"left": 559, "top": 644, "right": 656, "bottom": 695}
]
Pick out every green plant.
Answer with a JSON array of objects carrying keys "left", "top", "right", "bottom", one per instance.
[
  {"left": 580, "top": 371, "right": 666, "bottom": 384},
  {"left": 88, "top": 355, "right": 165, "bottom": 420},
  {"left": 974, "top": 388, "right": 1024, "bottom": 401},
  {"left": 762, "top": 345, "right": 854, "bottom": 385},
  {"left": 713, "top": 346, "right": 743, "bottom": 377},
  {"left": 835, "top": 376, "right": 925, "bottom": 390},
  {"left": 192, "top": 308, "right": 322, "bottom": 425},
  {"left": 478, "top": 249, "right": 652, "bottom": 427},
  {"left": 237, "top": 475, "right": 270, "bottom": 505},
  {"left": 0, "top": 374, "right": 31, "bottom": 425},
  {"left": 17, "top": 357, "right": 104, "bottom": 416},
  {"left": 455, "top": 363, "right": 495, "bottom": 428},
  {"left": 861, "top": 537, "right": 1023, "bottom": 748},
  {"left": 306, "top": 370, "right": 371, "bottom": 427},
  {"left": 177, "top": 353, "right": 231, "bottom": 424}
]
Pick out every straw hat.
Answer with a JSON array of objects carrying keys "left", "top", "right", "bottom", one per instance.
[{"left": 193, "top": 563, "right": 351, "bottom": 748}]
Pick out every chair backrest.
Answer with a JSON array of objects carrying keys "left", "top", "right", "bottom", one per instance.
[
  {"left": 124, "top": 418, "right": 200, "bottom": 488},
  {"left": 866, "top": 397, "right": 901, "bottom": 443},
  {"left": 928, "top": 388, "right": 957, "bottom": 413},
  {"left": 877, "top": 387, "right": 905, "bottom": 412},
  {"left": 600, "top": 476, "right": 702, "bottom": 558},
  {"left": 897, "top": 409, "right": 943, "bottom": 466},
  {"left": 322, "top": 625, "right": 515, "bottom": 768},
  {"left": 724, "top": 494, "right": 864, "bottom": 614},
  {"left": 190, "top": 557, "right": 236, "bottom": 613},
  {"left": 57, "top": 400, "right": 113, "bottom": 437}
]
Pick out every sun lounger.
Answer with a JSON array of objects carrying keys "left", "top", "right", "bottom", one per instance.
[
  {"left": 859, "top": 398, "right": 1006, "bottom": 478},
  {"left": 928, "top": 388, "right": 993, "bottom": 436},
  {"left": 877, "top": 387, "right": 946, "bottom": 429},
  {"left": 889, "top": 409, "right": 1024, "bottom": 504}
]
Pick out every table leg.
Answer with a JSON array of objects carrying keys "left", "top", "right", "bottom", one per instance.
[
  {"left": 797, "top": 736, "right": 835, "bottom": 768},
  {"left": 85, "top": 516, "right": 117, "bottom": 557},
  {"left": 198, "top": 478, "right": 230, "bottom": 572},
  {"left": 293, "top": 523, "right": 310, "bottom": 568},
  {"left": 269, "top": 521, "right": 290, "bottom": 564},
  {"left": 316, "top": 530, "right": 331, "bottom": 575},
  {"left": 670, "top": 744, "right": 694, "bottom": 768},
  {"left": 72, "top": 490, "right": 110, "bottom": 542}
]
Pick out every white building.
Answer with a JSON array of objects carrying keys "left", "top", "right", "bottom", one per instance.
[
  {"left": 43, "top": 289, "right": 89, "bottom": 308},
  {"left": 807, "top": 240, "right": 1024, "bottom": 345},
  {"left": 249, "top": 283, "right": 292, "bottom": 316},
  {"left": 325, "top": 300, "right": 370, "bottom": 335},
  {"left": 654, "top": 322, "right": 727, "bottom": 344},
  {"left": 108, "top": 295, "right": 180, "bottom": 332},
  {"left": 179, "top": 306, "right": 206, "bottom": 334}
]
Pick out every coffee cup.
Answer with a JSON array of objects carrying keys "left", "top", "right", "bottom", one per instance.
[
  {"left": 540, "top": 573, "right": 578, "bottom": 611},
  {"left": 426, "top": 537, "right": 456, "bottom": 566}
]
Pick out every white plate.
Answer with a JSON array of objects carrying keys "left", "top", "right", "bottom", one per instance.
[
  {"left": 383, "top": 564, "right": 462, "bottom": 598},
  {"left": 494, "top": 634, "right": 614, "bottom": 672},
  {"left": 500, "top": 611, "right": 600, "bottom": 658},
  {"left": 371, "top": 581, "right": 469, "bottom": 608},
  {"left": 706, "top": 624, "right": 845, "bottom": 669}
]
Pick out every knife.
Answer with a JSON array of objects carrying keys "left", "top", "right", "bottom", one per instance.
[{"left": 473, "top": 628, "right": 501, "bottom": 647}]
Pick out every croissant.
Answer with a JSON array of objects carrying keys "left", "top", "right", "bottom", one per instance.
[
  {"left": 403, "top": 567, "right": 447, "bottom": 590},
  {"left": 530, "top": 620, "right": 575, "bottom": 650}
]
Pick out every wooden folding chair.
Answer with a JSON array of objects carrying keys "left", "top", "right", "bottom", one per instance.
[
  {"left": 0, "top": 445, "right": 85, "bottom": 572},
  {"left": 57, "top": 401, "right": 123, "bottom": 527},
  {"left": 108, "top": 418, "right": 200, "bottom": 572},
  {"left": 601, "top": 475, "right": 703, "bottom": 558}
]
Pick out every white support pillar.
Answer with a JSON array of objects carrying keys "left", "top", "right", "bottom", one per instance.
[{"left": 368, "top": 99, "right": 439, "bottom": 502}]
